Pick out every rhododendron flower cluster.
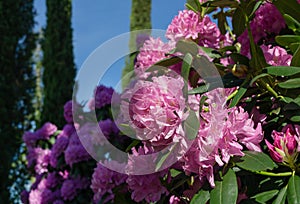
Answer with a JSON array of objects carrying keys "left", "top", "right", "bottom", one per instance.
[{"left": 21, "top": 1, "right": 300, "bottom": 203}]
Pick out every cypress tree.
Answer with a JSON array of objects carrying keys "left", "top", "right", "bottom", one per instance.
[
  {"left": 42, "top": 0, "right": 76, "bottom": 128},
  {"left": 122, "top": 0, "right": 152, "bottom": 88},
  {"left": 0, "top": 0, "right": 36, "bottom": 202}
]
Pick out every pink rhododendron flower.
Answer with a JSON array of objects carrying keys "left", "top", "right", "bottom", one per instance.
[
  {"left": 121, "top": 75, "right": 186, "bottom": 146},
  {"left": 166, "top": 10, "right": 231, "bottom": 49},
  {"left": 182, "top": 88, "right": 263, "bottom": 187},
  {"left": 261, "top": 45, "right": 292, "bottom": 66},
  {"left": 266, "top": 128, "right": 298, "bottom": 164},
  {"left": 135, "top": 37, "right": 175, "bottom": 76}
]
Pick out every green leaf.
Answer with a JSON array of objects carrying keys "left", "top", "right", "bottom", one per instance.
[
  {"left": 287, "top": 174, "right": 300, "bottom": 204},
  {"left": 230, "top": 53, "right": 249, "bottom": 66},
  {"left": 273, "top": 0, "right": 300, "bottom": 24},
  {"left": 232, "top": 7, "right": 246, "bottom": 36},
  {"left": 291, "top": 45, "right": 300, "bottom": 66},
  {"left": 275, "top": 35, "right": 300, "bottom": 47},
  {"left": 283, "top": 14, "right": 300, "bottom": 33},
  {"left": 153, "top": 56, "right": 182, "bottom": 67},
  {"left": 210, "top": 169, "right": 238, "bottom": 204},
  {"left": 210, "top": 0, "right": 239, "bottom": 8},
  {"left": 185, "top": 3, "right": 198, "bottom": 13},
  {"left": 170, "top": 169, "right": 182, "bottom": 177},
  {"left": 290, "top": 115, "right": 300, "bottom": 122},
  {"left": 214, "top": 10, "right": 227, "bottom": 34},
  {"left": 249, "top": 1, "right": 262, "bottom": 18},
  {"left": 278, "top": 78, "right": 300, "bottom": 89},
  {"left": 182, "top": 53, "right": 193, "bottom": 99},
  {"left": 249, "top": 44, "right": 268, "bottom": 70},
  {"left": 273, "top": 185, "right": 288, "bottom": 204},
  {"left": 155, "top": 144, "right": 177, "bottom": 172},
  {"left": 251, "top": 190, "right": 279, "bottom": 204},
  {"left": 176, "top": 40, "right": 199, "bottom": 56},
  {"left": 229, "top": 87, "right": 247, "bottom": 108},
  {"left": 284, "top": 96, "right": 300, "bottom": 106},
  {"left": 184, "top": 110, "right": 200, "bottom": 140},
  {"left": 182, "top": 53, "right": 193, "bottom": 82},
  {"left": 266, "top": 66, "right": 300, "bottom": 76},
  {"left": 236, "top": 151, "right": 278, "bottom": 172},
  {"left": 290, "top": 43, "right": 300, "bottom": 53},
  {"left": 191, "top": 190, "right": 210, "bottom": 204},
  {"left": 250, "top": 73, "right": 271, "bottom": 86},
  {"left": 188, "top": 85, "right": 208, "bottom": 95},
  {"left": 198, "top": 46, "right": 221, "bottom": 58}
]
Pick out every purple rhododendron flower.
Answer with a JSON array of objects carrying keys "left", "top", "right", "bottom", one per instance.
[
  {"left": 127, "top": 172, "right": 168, "bottom": 203},
  {"left": 91, "top": 161, "right": 127, "bottom": 203},
  {"left": 21, "top": 190, "right": 29, "bottom": 204},
  {"left": 29, "top": 179, "right": 60, "bottom": 204},
  {"left": 64, "top": 131, "right": 91, "bottom": 166},
  {"left": 63, "top": 100, "right": 74, "bottom": 123},
  {"left": 238, "top": 2, "right": 286, "bottom": 56},
  {"left": 34, "top": 148, "right": 51, "bottom": 174},
  {"left": 61, "top": 177, "right": 90, "bottom": 201},
  {"left": 36, "top": 122, "right": 58, "bottom": 140},
  {"left": 93, "top": 85, "right": 114, "bottom": 109}
]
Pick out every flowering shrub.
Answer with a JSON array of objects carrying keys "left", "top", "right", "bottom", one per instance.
[{"left": 22, "top": 0, "right": 300, "bottom": 203}]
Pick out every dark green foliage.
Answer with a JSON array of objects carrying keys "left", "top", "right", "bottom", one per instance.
[
  {"left": 122, "top": 0, "right": 152, "bottom": 89},
  {"left": 0, "top": 0, "right": 36, "bottom": 202},
  {"left": 42, "top": 0, "right": 76, "bottom": 128}
]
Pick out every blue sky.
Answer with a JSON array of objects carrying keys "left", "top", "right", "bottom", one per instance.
[{"left": 34, "top": 1, "right": 185, "bottom": 90}]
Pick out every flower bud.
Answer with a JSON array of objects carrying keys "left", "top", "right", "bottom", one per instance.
[{"left": 265, "top": 128, "right": 298, "bottom": 166}]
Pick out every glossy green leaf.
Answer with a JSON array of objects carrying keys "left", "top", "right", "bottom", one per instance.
[
  {"left": 273, "top": 185, "right": 288, "bottom": 204},
  {"left": 275, "top": 35, "right": 300, "bottom": 47},
  {"left": 153, "top": 56, "right": 182, "bottom": 68},
  {"left": 229, "top": 87, "right": 247, "bottom": 108},
  {"left": 236, "top": 151, "right": 278, "bottom": 171},
  {"left": 184, "top": 110, "right": 200, "bottom": 140},
  {"left": 250, "top": 73, "right": 271, "bottom": 86},
  {"left": 170, "top": 169, "right": 182, "bottom": 177},
  {"left": 210, "top": 169, "right": 238, "bottom": 204},
  {"left": 199, "top": 46, "right": 221, "bottom": 58},
  {"left": 251, "top": 190, "right": 279, "bottom": 204},
  {"left": 155, "top": 144, "right": 177, "bottom": 172},
  {"left": 290, "top": 115, "right": 300, "bottom": 122},
  {"left": 291, "top": 45, "right": 300, "bottom": 66},
  {"left": 185, "top": 3, "right": 198, "bottom": 13},
  {"left": 249, "top": 44, "right": 268, "bottom": 70},
  {"left": 290, "top": 43, "right": 300, "bottom": 53},
  {"left": 287, "top": 174, "right": 300, "bottom": 204},
  {"left": 210, "top": 0, "right": 239, "bottom": 8},
  {"left": 230, "top": 53, "right": 249, "bottom": 65},
  {"left": 266, "top": 66, "right": 300, "bottom": 76},
  {"left": 278, "top": 78, "right": 300, "bottom": 89},
  {"left": 232, "top": 7, "right": 246, "bottom": 36},
  {"left": 273, "top": 0, "right": 300, "bottom": 24},
  {"left": 176, "top": 40, "right": 199, "bottom": 56},
  {"left": 190, "top": 190, "right": 210, "bottom": 204},
  {"left": 283, "top": 14, "right": 300, "bottom": 33},
  {"left": 188, "top": 85, "right": 208, "bottom": 95},
  {"left": 182, "top": 53, "right": 193, "bottom": 99}
]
